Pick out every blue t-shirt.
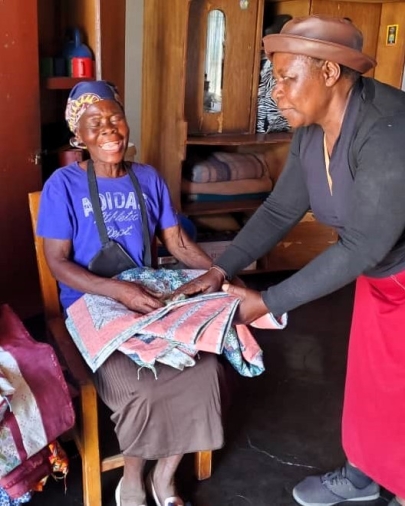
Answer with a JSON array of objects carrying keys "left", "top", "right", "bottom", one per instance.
[{"left": 37, "top": 162, "right": 178, "bottom": 309}]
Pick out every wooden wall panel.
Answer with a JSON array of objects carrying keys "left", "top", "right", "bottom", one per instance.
[
  {"left": 0, "top": 0, "right": 42, "bottom": 317},
  {"left": 141, "top": 0, "right": 190, "bottom": 209},
  {"left": 184, "top": 1, "right": 207, "bottom": 134},
  {"left": 311, "top": 0, "right": 381, "bottom": 77},
  {"left": 37, "top": 0, "right": 63, "bottom": 56},
  {"left": 262, "top": 212, "right": 338, "bottom": 271},
  {"left": 99, "top": 0, "right": 126, "bottom": 100},
  {"left": 273, "top": 0, "right": 310, "bottom": 18},
  {"left": 374, "top": 2, "right": 405, "bottom": 87}
]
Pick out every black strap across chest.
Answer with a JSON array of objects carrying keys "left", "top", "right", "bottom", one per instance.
[{"left": 86, "top": 159, "right": 152, "bottom": 267}]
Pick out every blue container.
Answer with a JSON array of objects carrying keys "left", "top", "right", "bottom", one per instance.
[{"left": 63, "top": 28, "right": 93, "bottom": 75}]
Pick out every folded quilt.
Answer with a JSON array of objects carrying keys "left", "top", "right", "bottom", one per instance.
[
  {"left": 181, "top": 174, "right": 273, "bottom": 196},
  {"left": 0, "top": 487, "right": 32, "bottom": 504},
  {"left": 66, "top": 268, "right": 274, "bottom": 377},
  {"left": 0, "top": 369, "right": 15, "bottom": 422},
  {"left": 185, "top": 152, "right": 268, "bottom": 183},
  {"left": 0, "top": 447, "right": 51, "bottom": 500},
  {"left": 0, "top": 305, "right": 74, "bottom": 480}
]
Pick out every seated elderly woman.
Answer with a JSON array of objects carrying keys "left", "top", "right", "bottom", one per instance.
[{"left": 36, "top": 80, "right": 227, "bottom": 506}]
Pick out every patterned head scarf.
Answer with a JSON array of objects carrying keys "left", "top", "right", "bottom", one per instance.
[{"left": 65, "top": 80, "right": 124, "bottom": 134}]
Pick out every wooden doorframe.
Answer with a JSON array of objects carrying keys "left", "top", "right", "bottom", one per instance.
[{"left": 0, "top": 0, "right": 42, "bottom": 317}]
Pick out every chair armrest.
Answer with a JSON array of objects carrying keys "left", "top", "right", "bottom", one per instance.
[{"left": 47, "top": 317, "right": 93, "bottom": 387}]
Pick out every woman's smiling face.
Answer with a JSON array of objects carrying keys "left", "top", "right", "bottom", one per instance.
[{"left": 76, "top": 99, "right": 129, "bottom": 164}]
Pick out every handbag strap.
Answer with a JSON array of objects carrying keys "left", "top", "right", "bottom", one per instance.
[{"left": 87, "top": 159, "right": 152, "bottom": 267}]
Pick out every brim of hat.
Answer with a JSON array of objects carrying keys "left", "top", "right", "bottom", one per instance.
[{"left": 263, "top": 33, "right": 376, "bottom": 74}]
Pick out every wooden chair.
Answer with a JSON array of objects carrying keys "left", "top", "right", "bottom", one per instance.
[{"left": 28, "top": 191, "right": 212, "bottom": 506}]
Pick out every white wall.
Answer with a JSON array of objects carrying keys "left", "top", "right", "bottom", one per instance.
[{"left": 125, "top": 0, "right": 144, "bottom": 159}]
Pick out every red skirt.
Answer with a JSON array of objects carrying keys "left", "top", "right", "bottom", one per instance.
[{"left": 342, "top": 270, "right": 405, "bottom": 497}]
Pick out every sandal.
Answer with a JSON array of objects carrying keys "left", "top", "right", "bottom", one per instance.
[
  {"left": 115, "top": 477, "right": 147, "bottom": 506},
  {"left": 146, "top": 471, "right": 185, "bottom": 506}
]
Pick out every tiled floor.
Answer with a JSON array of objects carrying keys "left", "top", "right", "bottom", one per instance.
[{"left": 26, "top": 274, "right": 395, "bottom": 506}]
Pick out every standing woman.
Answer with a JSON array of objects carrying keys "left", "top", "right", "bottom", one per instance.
[
  {"left": 37, "top": 81, "right": 227, "bottom": 506},
  {"left": 174, "top": 16, "right": 405, "bottom": 506}
]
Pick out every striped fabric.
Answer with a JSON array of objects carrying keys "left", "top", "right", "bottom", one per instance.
[
  {"left": 256, "top": 53, "right": 290, "bottom": 134},
  {"left": 185, "top": 152, "right": 267, "bottom": 183}
]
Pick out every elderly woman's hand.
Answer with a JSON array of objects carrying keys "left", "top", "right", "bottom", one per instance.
[
  {"left": 172, "top": 267, "right": 225, "bottom": 299},
  {"left": 222, "top": 283, "right": 268, "bottom": 325},
  {"left": 115, "top": 280, "right": 165, "bottom": 313}
]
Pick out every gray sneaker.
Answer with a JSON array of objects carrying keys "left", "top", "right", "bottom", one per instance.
[
  {"left": 292, "top": 466, "right": 380, "bottom": 506},
  {"left": 387, "top": 499, "right": 401, "bottom": 506}
]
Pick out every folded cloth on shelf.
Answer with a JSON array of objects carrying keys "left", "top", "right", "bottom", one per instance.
[
  {"left": 192, "top": 213, "right": 241, "bottom": 232},
  {"left": 185, "top": 152, "right": 268, "bottom": 183},
  {"left": 181, "top": 174, "right": 273, "bottom": 196},
  {"left": 182, "top": 192, "right": 271, "bottom": 203},
  {"left": 65, "top": 268, "right": 287, "bottom": 378}
]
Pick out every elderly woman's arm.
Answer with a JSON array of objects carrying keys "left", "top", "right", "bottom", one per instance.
[
  {"left": 158, "top": 225, "right": 213, "bottom": 270},
  {"left": 44, "top": 238, "right": 164, "bottom": 313}
]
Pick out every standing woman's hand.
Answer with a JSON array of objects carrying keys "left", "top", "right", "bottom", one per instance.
[
  {"left": 172, "top": 267, "right": 226, "bottom": 298},
  {"left": 222, "top": 283, "right": 268, "bottom": 325}
]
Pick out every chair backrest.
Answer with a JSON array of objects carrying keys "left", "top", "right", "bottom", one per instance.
[
  {"left": 28, "top": 191, "right": 61, "bottom": 321},
  {"left": 28, "top": 191, "right": 159, "bottom": 321}
]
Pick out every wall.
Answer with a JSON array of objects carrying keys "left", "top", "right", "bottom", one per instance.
[{"left": 125, "top": 0, "right": 144, "bottom": 159}]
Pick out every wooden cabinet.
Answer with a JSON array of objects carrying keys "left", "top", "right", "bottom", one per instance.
[
  {"left": 141, "top": 0, "right": 405, "bottom": 273},
  {"left": 38, "top": 0, "right": 125, "bottom": 181},
  {"left": 185, "top": 0, "right": 263, "bottom": 135},
  {"left": 38, "top": 0, "right": 125, "bottom": 97},
  {"left": 0, "top": 0, "right": 125, "bottom": 318}
]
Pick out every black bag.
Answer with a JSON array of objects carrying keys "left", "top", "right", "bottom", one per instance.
[
  {"left": 88, "top": 240, "right": 137, "bottom": 278},
  {"left": 86, "top": 160, "right": 151, "bottom": 277}
]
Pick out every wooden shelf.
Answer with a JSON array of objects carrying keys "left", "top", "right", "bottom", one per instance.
[
  {"left": 44, "top": 77, "right": 95, "bottom": 90},
  {"left": 186, "top": 132, "right": 293, "bottom": 146},
  {"left": 182, "top": 199, "right": 262, "bottom": 216}
]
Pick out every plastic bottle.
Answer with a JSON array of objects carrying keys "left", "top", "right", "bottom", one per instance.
[{"left": 63, "top": 28, "right": 93, "bottom": 76}]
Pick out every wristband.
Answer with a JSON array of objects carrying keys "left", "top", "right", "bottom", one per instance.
[{"left": 209, "top": 265, "right": 229, "bottom": 282}]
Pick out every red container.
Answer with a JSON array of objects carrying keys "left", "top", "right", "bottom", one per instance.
[
  {"left": 71, "top": 57, "right": 93, "bottom": 78},
  {"left": 58, "top": 148, "right": 86, "bottom": 167}
]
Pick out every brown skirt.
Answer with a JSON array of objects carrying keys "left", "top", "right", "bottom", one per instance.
[{"left": 94, "top": 351, "right": 226, "bottom": 459}]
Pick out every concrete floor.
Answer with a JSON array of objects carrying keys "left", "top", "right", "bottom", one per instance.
[{"left": 26, "top": 274, "right": 395, "bottom": 506}]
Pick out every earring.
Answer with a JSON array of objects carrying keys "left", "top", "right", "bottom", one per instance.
[{"left": 69, "top": 137, "right": 87, "bottom": 149}]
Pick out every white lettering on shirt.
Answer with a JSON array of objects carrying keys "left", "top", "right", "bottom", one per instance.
[{"left": 82, "top": 191, "right": 144, "bottom": 218}]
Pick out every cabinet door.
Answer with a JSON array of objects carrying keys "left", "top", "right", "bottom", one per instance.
[
  {"left": 0, "top": 0, "right": 42, "bottom": 317},
  {"left": 310, "top": 0, "right": 381, "bottom": 77},
  {"left": 185, "top": 0, "right": 262, "bottom": 134}
]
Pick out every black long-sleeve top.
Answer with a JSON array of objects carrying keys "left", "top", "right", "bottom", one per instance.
[{"left": 215, "top": 78, "right": 405, "bottom": 316}]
